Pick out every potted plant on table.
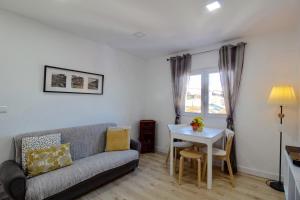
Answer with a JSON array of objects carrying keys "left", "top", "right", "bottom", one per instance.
[{"left": 190, "top": 116, "right": 204, "bottom": 132}]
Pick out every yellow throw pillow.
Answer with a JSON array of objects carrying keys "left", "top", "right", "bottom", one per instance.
[
  {"left": 26, "top": 143, "right": 73, "bottom": 177},
  {"left": 105, "top": 128, "right": 130, "bottom": 152}
]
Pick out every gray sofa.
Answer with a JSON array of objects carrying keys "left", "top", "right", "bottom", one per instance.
[{"left": 0, "top": 123, "right": 141, "bottom": 200}]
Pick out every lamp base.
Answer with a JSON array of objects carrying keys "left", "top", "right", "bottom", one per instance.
[{"left": 269, "top": 181, "right": 284, "bottom": 192}]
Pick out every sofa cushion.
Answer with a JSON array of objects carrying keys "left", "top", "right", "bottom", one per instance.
[
  {"left": 105, "top": 128, "right": 130, "bottom": 152},
  {"left": 25, "top": 150, "right": 139, "bottom": 200},
  {"left": 14, "top": 123, "right": 117, "bottom": 164},
  {"left": 26, "top": 143, "right": 73, "bottom": 177},
  {"left": 21, "top": 133, "right": 61, "bottom": 172}
]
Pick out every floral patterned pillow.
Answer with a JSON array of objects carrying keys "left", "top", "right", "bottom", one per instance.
[
  {"left": 21, "top": 133, "right": 61, "bottom": 172},
  {"left": 26, "top": 143, "right": 73, "bottom": 177}
]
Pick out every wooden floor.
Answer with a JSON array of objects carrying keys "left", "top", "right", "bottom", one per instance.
[{"left": 78, "top": 153, "right": 284, "bottom": 200}]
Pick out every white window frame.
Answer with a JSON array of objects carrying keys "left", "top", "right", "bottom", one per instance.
[{"left": 183, "top": 67, "right": 226, "bottom": 118}]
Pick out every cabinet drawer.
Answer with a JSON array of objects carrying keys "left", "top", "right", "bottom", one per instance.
[
  {"left": 140, "top": 130, "right": 154, "bottom": 135},
  {"left": 140, "top": 123, "right": 155, "bottom": 128}
]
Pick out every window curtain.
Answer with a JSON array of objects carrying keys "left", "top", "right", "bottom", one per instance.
[
  {"left": 219, "top": 42, "right": 246, "bottom": 174},
  {"left": 170, "top": 54, "right": 192, "bottom": 124}
]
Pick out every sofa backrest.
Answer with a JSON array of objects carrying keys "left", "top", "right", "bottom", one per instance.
[{"left": 14, "top": 123, "right": 116, "bottom": 164}]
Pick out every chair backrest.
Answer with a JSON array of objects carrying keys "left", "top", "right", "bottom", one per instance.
[
  {"left": 225, "top": 129, "right": 235, "bottom": 157},
  {"left": 167, "top": 124, "right": 188, "bottom": 133}
]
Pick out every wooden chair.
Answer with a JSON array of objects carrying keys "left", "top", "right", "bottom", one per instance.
[
  {"left": 178, "top": 149, "right": 202, "bottom": 188},
  {"left": 202, "top": 129, "right": 235, "bottom": 186},
  {"left": 166, "top": 124, "right": 193, "bottom": 171},
  {"left": 193, "top": 142, "right": 206, "bottom": 151}
]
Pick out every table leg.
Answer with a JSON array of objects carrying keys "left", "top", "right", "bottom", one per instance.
[
  {"left": 221, "top": 136, "right": 225, "bottom": 172},
  {"left": 170, "top": 136, "right": 174, "bottom": 176},
  {"left": 207, "top": 143, "right": 212, "bottom": 189}
]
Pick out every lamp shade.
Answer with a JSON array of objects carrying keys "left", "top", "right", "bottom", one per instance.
[{"left": 268, "top": 85, "right": 297, "bottom": 105}]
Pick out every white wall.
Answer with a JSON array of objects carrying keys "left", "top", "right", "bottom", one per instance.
[
  {"left": 235, "top": 31, "right": 299, "bottom": 179},
  {"left": 144, "top": 30, "right": 300, "bottom": 179},
  {"left": 0, "top": 10, "right": 146, "bottom": 163}
]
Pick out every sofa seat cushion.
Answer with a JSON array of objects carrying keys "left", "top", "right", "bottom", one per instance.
[{"left": 25, "top": 150, "right": 139, "bottom": 200}]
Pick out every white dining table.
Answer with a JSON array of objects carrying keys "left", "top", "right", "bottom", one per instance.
[{"left": 169, "top": 126, "right": 225, "bottom": 189}]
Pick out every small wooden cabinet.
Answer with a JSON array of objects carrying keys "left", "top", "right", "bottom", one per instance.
[{"left": 139, "top": 120, "right": 156, "bottom": 153}]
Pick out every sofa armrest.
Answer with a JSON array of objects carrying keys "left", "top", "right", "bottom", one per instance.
[
  {"left": 130, "top": 139, "right": 141, "bottom": 153},
  {"left": 0, "top": 160, "right": 26, "bottom": 200}
]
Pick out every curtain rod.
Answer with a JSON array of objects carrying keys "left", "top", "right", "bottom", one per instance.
[
  {"left": 166, "top": 48, "right": 218, "bottom": 61},
  {"left": 166, "top": 42, "right": 247, "bottom": 61}
]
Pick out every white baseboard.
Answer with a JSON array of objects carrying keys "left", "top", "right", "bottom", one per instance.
[{"left": 237, "top": 165, "right": 282, "bottom": 180}]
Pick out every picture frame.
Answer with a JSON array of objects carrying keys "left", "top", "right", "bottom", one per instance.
[{"left": 43, "top": 65, "right": 104, "bottom": 95}]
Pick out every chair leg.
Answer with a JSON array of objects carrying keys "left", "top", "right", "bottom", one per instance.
[
  {"left": 194, "top": 146, "right": 198, "bottom": 151},
  {"left": 179, "top": 156, "right": 184, "bottom": 185},
  {"left": 226, "top": 158, "right": 235, "bottom": 187},
  {"left": 193, "top": 160, "right": 197, "bottom": 170},
  {"left": 174, "top": 148, "right": 177, "bottom": 172},
  {"left": 202, "top": 155, "right": 207, "bottom": 181},
  {"left": 197, "top": 158, "right": 201, "bottom": 188},
  {"left": 165, "top": 147, "right": 170, "bottom": 165}
]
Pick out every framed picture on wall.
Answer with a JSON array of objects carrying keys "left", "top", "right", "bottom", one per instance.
[{"left": 43, "top": 65, "right": 104, "bottom": 95}]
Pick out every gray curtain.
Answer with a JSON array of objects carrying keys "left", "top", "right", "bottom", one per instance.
[
  {"left": 219, "top": 42, "right": 246, "bottom": 173},
  {"left": 170, "top": 54, "right": 192, "bottom": 124}
]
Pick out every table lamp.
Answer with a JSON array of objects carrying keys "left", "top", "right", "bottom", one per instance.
[{"left": 268, "top": 85, "right": 297, "bottom": 192}]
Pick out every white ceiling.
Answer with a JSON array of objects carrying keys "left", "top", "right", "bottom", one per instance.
[{"left": 0, "top": 0, "right": 299, "bottom": 58}]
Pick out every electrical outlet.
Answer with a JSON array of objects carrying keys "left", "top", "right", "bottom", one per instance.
[{"left": 0, "top": 106, "right": 8, "bottom": 114}]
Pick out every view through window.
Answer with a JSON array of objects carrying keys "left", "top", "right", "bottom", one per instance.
[
  {"left": 208, "top": 73, "right": 226, "bottom": 114},
  {"left": 184, "top": 70, "right": 226, "bottom": 115},
  {"left": 185, "top": 75, "right": 201, "bottom": 113}
]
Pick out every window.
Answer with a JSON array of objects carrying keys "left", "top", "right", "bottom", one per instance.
[
  {"left": 185, "top": 75, "right": 202, "bottom": 113},
  {"left": 184, "top": 68, "right": 226, "bottom": 116},
  {"left": 208, "top": 72, "right": 226, "bottom": 114}
]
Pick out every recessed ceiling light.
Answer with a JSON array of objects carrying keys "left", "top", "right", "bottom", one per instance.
[
  {"left": 133, "top": 32, "right": 146, "bottom": 38},
  {"left": 206, "top": 1, "right": 221, "bottom": 12}
]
